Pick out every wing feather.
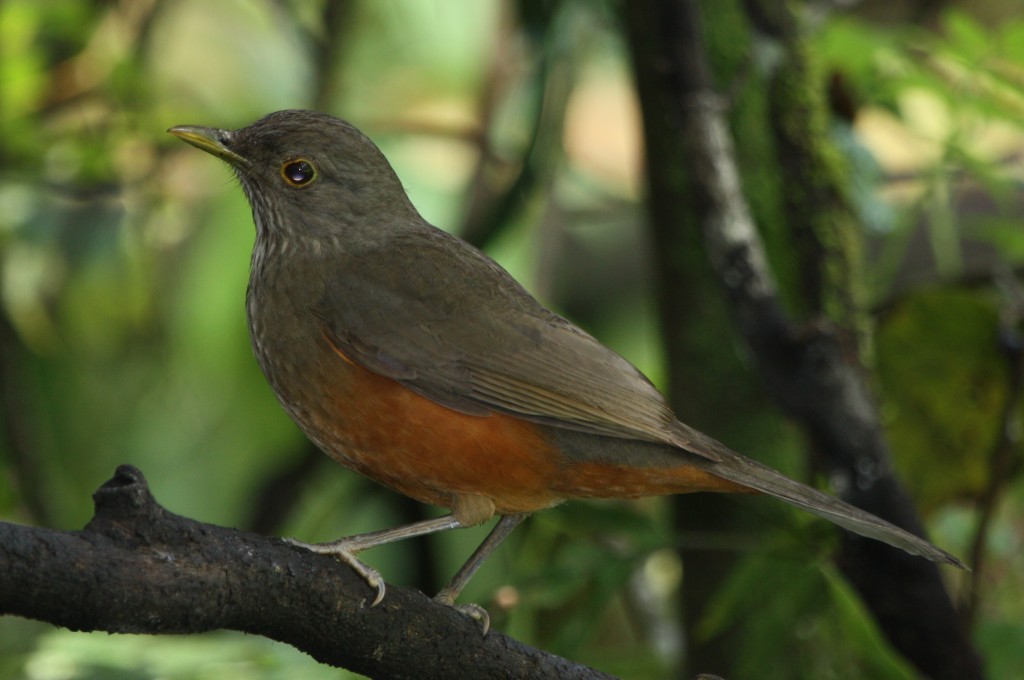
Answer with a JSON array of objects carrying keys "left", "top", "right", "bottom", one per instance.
[{"left": 315, "top": 225, "right": 698, "bottom": 452}]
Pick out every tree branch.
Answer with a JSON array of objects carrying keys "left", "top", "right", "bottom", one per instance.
[
  {"left": 0, "top": 465, "right": 613, "bottom": 680},
  {"left": 626, "top": 0, "right": 983, "bottom": 677}
]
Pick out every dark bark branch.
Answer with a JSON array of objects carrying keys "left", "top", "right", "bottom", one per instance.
[
  {"left": 626, "top": 1, "right": 779, "bottom": 672},
  {"left": 626, "top": 0, "right": 983, "bottom": 678},
  {"left": 0, "top": 465, "right": 614, "bottom": 680}
]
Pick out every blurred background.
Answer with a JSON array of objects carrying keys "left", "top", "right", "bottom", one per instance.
[{"left": 1, "top": 0, "right": 1023, "bottom": 678}]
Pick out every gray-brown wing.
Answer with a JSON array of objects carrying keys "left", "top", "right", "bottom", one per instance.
[{"left": 314, "top": 226, "right": 704, "bottom": 452}]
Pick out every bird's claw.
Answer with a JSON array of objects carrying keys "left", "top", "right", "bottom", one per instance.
[
  {"left": 434, "top": 591, "right": 490, "bottom": 635},
  {"left": 454, "top": 603, "right": 491, "bottom": 636},
  {"left": 285, "top": 537, "right": 386, "bottom": 607}
]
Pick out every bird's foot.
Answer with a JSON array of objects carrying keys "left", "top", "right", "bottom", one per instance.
[
  {"left": 285, "top": 537, "right": 386, "bottom": 606},
  {"left": 435, "top": 587, "right": 490, "bottom": 635}
]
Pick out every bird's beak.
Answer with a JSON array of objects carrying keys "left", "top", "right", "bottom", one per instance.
[{"left": 167, "top": 125, "right": 249, "bottom": 168}]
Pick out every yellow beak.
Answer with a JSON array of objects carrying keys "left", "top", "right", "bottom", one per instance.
[{"left": 168, "top": 125, "right": 249, "bottom": 168}]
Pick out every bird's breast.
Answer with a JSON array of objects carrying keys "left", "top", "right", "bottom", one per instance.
[{"left": 249, "top": 287, "right": 567, "bottom": 513}]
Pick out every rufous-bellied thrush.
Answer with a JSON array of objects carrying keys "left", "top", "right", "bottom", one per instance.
[{"left": 169, "top": 110, "right": 964, "bottom": 631}]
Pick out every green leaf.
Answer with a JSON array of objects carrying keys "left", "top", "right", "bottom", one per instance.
[{"left": 876, "top": 288, "right": 1004, "bottom": 506}]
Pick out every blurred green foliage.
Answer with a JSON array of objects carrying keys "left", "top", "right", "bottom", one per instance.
[
  {"left": 877, "top": 288, "right": 1003, "bottom": 505},
  {"left": 1, "top": 1, "right": 1023, "bottom": 678}
]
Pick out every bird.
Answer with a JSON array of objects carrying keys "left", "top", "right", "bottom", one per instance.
[{"left": 169, "top": 109, "right": 963, "bottom": 630}]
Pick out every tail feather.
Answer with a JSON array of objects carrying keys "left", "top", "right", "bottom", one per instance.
[{"left": 674, "top": 426, "right": 966, "bottom": 569}]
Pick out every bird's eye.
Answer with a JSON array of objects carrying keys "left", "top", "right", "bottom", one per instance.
[{"left": 281, "top": 159, "right": 317, "bottom": 187}]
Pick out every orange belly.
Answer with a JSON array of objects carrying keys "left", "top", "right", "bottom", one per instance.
[
  {"left": 305, "top": 347, "right": 750, "bottom": 514},
  {"left": 309, "top": 357, "right": 566, "bottom": 515}
]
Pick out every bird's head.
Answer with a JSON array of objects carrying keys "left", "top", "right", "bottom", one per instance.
[{"left": 169, "top": 110, "right": 418, "bottom": 241}]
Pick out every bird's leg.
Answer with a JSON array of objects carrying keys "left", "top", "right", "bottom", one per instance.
[
  {"left": 286, "top": 515, "right": 463, "bottom": 606},
  {"left": 287, "top": 512, "right": 528, "bottom": 632},
  {"left": 435, "top": 513, "right": 528, "bottom": 634}
]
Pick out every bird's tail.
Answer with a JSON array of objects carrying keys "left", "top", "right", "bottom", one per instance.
[{"left": 671, "top": 423, "right": 966, "bottom": 569}]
